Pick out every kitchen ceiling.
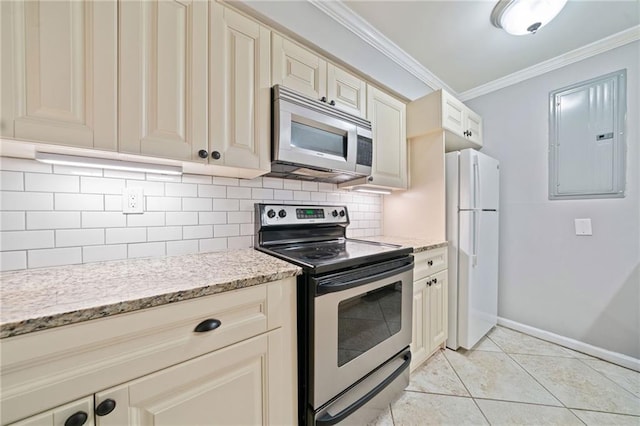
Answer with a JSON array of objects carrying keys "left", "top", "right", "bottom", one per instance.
[{"left": 235, "top": 0, "right": 640, "bottom": 100}]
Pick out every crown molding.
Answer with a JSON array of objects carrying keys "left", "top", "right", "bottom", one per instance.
[
  {"left": 459, "top": 25, "right": 640, "bottom": 101},
  {"left": 308, "top": 0, "right": 457, "bottom": 96}
]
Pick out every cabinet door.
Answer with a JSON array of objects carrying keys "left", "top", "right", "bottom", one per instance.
[
  {"left": 210, "top": 4, "right": 270, "bottom": 172},
  {"left": 367, "top": 86, "right": 407, "bottom": 189},
  {"left": 428, "top": 269, "right": 448, "bottom": 353},
  {"left": 272, "top": 34, "right": 326, "bottom": 101},
  {"left": 1, "top": 0, "right": 117, "bottom": 150},
  {"left": 9, "top": 396, "right": 94, "bottom": 426},
  {"left": 96, "top": 334, "right": 270, "bottom": 426},
  {"left": 410, "top": 278, "right": 428, "bottom": 372},
  {"left": 465, "top": 109, "right": 483, "bottom": 147},
  {"left": 327, "top": 64, "right": 366, "bottom": 118},
  {"left": 440, "top": 90, "right": 466, "bottom": 138},
  {"left": 119, "top": 0, "right": 207, "bottom": 161}
]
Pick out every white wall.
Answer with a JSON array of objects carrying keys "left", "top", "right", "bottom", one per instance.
[
  {"left": 0, "top": 157, "right": 382, "bottom": 271},
  {"left": 466, "top": 41, "right": 639, "bottom": 359}
]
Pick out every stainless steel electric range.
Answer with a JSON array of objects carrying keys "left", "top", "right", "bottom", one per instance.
[{"left": 255, "top": 204, "right": 414, "bottom": 425}]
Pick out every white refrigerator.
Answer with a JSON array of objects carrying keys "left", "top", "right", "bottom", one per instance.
[{"left": 446, "top": 149, "right": 500, "bottom": 350}]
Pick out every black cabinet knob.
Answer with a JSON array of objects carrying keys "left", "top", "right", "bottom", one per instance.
[
  {"left": 320, "top": 96, "right": 327, "bottom": 103},
  {"left": 428, "top": 260, "right": 433, "bottom": 266},
  {"left": 367, "top": 176, "right": 373, "bottom": 182},
  {"left": 468, "top": 131, "right": 473, "bottom": 137},
  {"left": 96, "top": 399, "right": 117, "bottom": 416},
  {"left": 211, "top": 151, "right": 221, "bottom": 160},
  {"left": 267, "top": 209, "right": 276, "bottom": 218},
  {"left": 64, "top": 412, "right": 88, "bottom": 426},
  {"left": 427, "top": 280, "right": 432, "bottom": 286},
  {"left": 433, "top": 278, "right": 438, "bottom": 284},
  {"left": 194, "top": 319, "right": 222, "bottom": 333},
  {"left": 198, "top": 149, "right": 208, "bottom": 159},
  {"left": 278, "top": 209, "right": 287, "bottom": 218},
  {"left": 329, "top": 100, "right": 336, "bottom": 106}
]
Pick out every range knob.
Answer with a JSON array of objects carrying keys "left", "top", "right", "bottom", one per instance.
[
  {"left": 332, "top": 210, "right": 338, "bottom": 217},
  {"left": 278, "top": 209, "right": 287, "bottom": 218},
  {"left": 267, "top": 209, "right": 276, "bottom": 218},
  {"left": 339, "top": 210, "right": 345, "bottom": 217}
]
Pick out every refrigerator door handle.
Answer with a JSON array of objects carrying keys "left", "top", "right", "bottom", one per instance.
[
  {"left": 472, "top": 210, "right": 480, "bottom": 267},
  {"left": 473, "top": 155, "right": 481, "bottom": 210}
]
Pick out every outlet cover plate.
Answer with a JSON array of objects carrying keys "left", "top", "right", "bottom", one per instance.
[{"left": 123, "top": 187, "right": 144, "bottom": 214}]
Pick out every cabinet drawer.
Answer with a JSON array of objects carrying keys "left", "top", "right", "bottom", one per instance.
[
  {"left": 413, "top": 247, "right": 447, "bottom": 281},
  {"left": 0, "top": 278, "right": 295, "bottom": 425}
]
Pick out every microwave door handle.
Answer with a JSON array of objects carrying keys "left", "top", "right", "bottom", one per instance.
[
  {"left": 315, "top": 262, "right": 413, "bottom": 295},
  {"left": 316, "top": 351, "right": 411, "bottom": 426}
]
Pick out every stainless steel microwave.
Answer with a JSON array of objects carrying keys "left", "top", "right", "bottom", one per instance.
[{"left": 269, "top": 85, "right": 373, "bottom": 184}]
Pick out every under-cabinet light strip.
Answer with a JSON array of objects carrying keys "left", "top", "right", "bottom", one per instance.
[
  {"left": 35, "top": 152, "right": 183, "bottom": 176},
  {"left": 351, "top": 187, "right": 392, "bottom": 195}
]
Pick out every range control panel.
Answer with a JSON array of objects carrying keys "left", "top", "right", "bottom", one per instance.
[{"left": 258, "top": 204, "right": 349, "bottom": 227}]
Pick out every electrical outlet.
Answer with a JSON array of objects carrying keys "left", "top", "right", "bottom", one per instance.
[{"left": 123, "top": 188, "right": 144, "bottom": 214}]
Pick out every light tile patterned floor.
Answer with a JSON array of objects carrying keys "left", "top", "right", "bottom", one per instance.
[{"left": 372, "top": 326, "right": 640, "bottom": 425}]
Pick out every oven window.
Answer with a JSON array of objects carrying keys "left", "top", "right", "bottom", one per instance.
[
  {"left": 291, "top": 121, "right": 347, "bottom": 158},
  {"left": 337, "top": 282, "right": 402, "bottom": 367}
]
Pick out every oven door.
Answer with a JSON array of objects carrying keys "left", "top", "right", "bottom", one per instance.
[
  {"left": 311, "top": 257, "right": 413, "bottom": 408},
  {"left": 274, "top": 98, "right": 358, "bottom": 172}
]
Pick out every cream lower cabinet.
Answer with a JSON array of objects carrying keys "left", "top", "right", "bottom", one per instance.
[
  {"left": 0, "top": 0, "right": 117, "bottom": 150},
  {"left": 410, "top": 248, "right": 448, "bottom": 371},
  {"left": 2, "top": 278, "right": 296, "bottom": 426}
]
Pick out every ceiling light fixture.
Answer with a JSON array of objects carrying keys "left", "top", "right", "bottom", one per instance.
[
  {"left": 491, "top": 0, "right": 568, "bottom": 35},
  {"left": 35, "top": 152, "right": 183, "bottom": 175}
]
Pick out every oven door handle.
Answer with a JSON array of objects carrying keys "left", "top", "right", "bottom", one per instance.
[
  {"left": 316, "top": 350, "right": 412, "bottom": 426},
  {"left": 314, "top": 261, "right": 413, "bottom": 295}
]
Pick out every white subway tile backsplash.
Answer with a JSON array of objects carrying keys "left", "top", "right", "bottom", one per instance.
[
  {"left": 167, "top": 240, "right": 199, "bottom": 256},
  {"left": 198, "top": 184, "right": 226, "bottom": 198},
  {"left": 126, "top": 212, "right": 165, "bottom": 227},
  {"left": 146, "top": 196, "right": 181, "bottom": 211},
  {"left": 148, "top": 226, "right": 182, "bottom": 242},
  {"left": 1, "top": 157, "right": 382, "bottom": 270},
  {"left": 226, "top": 186, "right": 251, "bottom": 199},
  {"left": 0, "top": 212, "right": 25, "bottom": 231},
  {"left": 199, "top": 237, "right": 227, "bottom": 252},
  {"left": 128, "top": 242, "right": 165, "bottom": 259},
  {"left": 0, "top": 171, "right": 24, "bottom": 191},
  {"left": 55, "top": 193, "right": 104, "bottom": 211},
  {"left": 214, "top": 224, "right": 239, "bottom": 238},
  {"left": 227, "top": 211, "right": 251, "bottom": 224},
  {"left": 106, "top": 227, "right": 146, "bottom": 244},
  {"left": 28, "top": 247, "right": 82, "bottom": 268},
  {"left": 83, "top": 244, "right": 127, "bottom": 263},
  {"left": 166, "top": 211, "right": 198, "bottom": 226},
  {"left": 166, "top": 182, "right": 197, "bottom": 197},
  {"left": 25, "top": 173, "right": 79, "bottom": 193},
  {"left": 0, "top": 230, "right": 54, "bottom": 250},
  {"left": 198, "top": 211, "right": 227, "bottom": 225},
  {"left": 82, "top": 212, "right": 126, "bottom": 228},
  {"left": 183, "top": 225, "right": 213, "bottom": 240},
  {"left": 183, "top": 197, "right": 212, "bottom": 211},
  {"left": 0, "top": 250, "right": 27, "bottom": 271},
  {"left": 27, "top": 211, "right": 80, "bottom": 230},
  {"left": 252, "top": 188, "right": 273, "bottom": 200},
  {"left": 81, "top": 176, "right": 125, "bottom": 194},
  {"left": 1, "top": 157, "right": 51, "bottom": 173},
  {"left": 5, "top": 199, "right": 42, "bottom": 224},
  {"left": 56, "top": 229, "right": 104, "bottom": 247}
]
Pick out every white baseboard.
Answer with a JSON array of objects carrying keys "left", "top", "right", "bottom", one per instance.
[{"left": 497, "top": 317, "right": 640, "bottom": 372}]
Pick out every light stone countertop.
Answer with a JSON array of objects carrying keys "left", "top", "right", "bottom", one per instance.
[
  {"left": 0, "top": 249, "right": 301, "bottom": 339},
  {"left": 360, "top": 236, "right": 448, "bottom": 253}
]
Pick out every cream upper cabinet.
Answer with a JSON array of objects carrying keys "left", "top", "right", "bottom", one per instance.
[
  {"left": 327, "top": 64, "right": 367, "bottom": 117},
  {"left": 407, "top": 89, "right": 483, "bottom": 151},
  {"left": 118, "top": 0, "right": 208, "bottom": 161},
  {"left": 272, "top": 33, "right": 326, "bottom": 101},
  {"left": 271, "top": 34, "right": 367, "bottom": 118},
  {"left": 209, "top": 4, "right": 270, "bottom": 172},
  {"left": 352, "top": 85, "right": 407, "bottom": 190},
  {"left": 0, "top": 0, "right": 117, "bottom": 150}
]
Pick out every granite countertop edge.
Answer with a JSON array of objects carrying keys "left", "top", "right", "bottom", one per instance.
[{"left": 0, "top": 249, "right": 301, "bottom": 339}]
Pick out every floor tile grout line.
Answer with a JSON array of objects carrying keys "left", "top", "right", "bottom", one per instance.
[{"left": 572, "top": 355, "right": 640, "bottom": 401}]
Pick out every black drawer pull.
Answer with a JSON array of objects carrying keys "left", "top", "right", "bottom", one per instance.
[
  {"left": 96, "top": 398, "right": 117, "bottom": 416},
  {"left": 194, "top": 319, "right": 222, "bottom": 333},
  {"left": 64, "top": 412, "right": 88, "bottom": 426}
]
